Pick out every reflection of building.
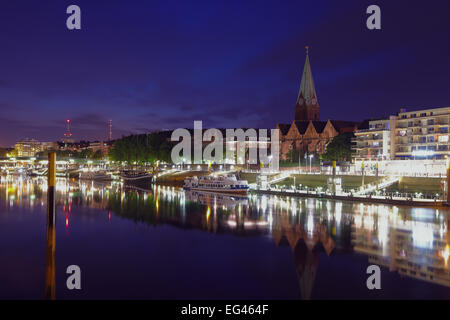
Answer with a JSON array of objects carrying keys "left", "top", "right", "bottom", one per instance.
[
  {"left": 14, "top": 138, "right": 42, "bottom": 157},
  {"left": 352, "top": 207, "right": 450, "bottom": 288},
  {"left": 272, "top": 212, "right": 336, "bottom": 300},
  {"left": 277, "top": 48, "right": 360, "bottom": 160},
  {"left": 8, "top": 176, "right": 450, "bottom": 298},
  {"left": 353, "top": 107, "right": 450, "bottom": 161},
  {"left": 185, "top": 190, "right": 248, "bottom": 209}
]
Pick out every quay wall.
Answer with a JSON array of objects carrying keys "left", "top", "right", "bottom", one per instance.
[
  {"left": 154, "top": 171, "right": 443, "bottom": 194},
  {"left": 250, "top": 189, "right": 443, "bottom": 208}
]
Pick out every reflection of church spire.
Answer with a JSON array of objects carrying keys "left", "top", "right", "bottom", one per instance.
[
  {"left": 293, "top": 239, "right": 319, "bottom": 300},
  {"left": 272, "top": 220, "right": 335, "bottom": 300}
]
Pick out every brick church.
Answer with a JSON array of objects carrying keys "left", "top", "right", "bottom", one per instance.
[{"left": 277, "top": 47, "right": 360, "bottom": 161}]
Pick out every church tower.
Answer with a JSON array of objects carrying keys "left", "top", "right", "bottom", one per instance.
[{"left": 294, "top": 46, "right": 320, "bottom": 121}]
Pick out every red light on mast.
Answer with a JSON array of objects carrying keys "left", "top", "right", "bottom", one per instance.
[{"left": 64, "top": 119, "right": 73, "bottom": 139}]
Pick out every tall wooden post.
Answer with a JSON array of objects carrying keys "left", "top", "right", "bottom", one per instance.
[{"left": 45, "top": 152, "right": 56, "bottom": 300}]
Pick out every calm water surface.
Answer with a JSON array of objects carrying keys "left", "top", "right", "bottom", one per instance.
[{"left": 0, "top": 176, "right": 449, "bottom": 299}]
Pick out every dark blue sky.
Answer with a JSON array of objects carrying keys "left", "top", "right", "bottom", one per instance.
[{"left": 1, "top": 0, "right": 450, "bottom": 146}]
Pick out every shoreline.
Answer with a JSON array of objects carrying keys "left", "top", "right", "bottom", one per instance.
[{"left": 249, "top": 188, "right": 444, "bottom": 208}]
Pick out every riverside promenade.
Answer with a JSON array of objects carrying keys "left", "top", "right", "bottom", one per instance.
[{"left": 250, "top": 187, "right": 443, "bottom": 207}]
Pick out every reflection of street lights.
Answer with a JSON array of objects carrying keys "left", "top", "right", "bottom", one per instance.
[
  {"left": 309, "top": 154, "right": 313, "bottom": 173},
  {"left": 268, "top": 155, "right": 273, "bottom": 171}
]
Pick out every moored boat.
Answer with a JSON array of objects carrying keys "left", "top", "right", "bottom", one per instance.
[
  {"left": 183, "top": 174, "right": 249, "bottom": 195},
  {"left": 27, "top": 168, "right": 47, "bottom": 177},
  {"left": 79, "top": 170, "right": 113, "bottom": 181},
  {"left": 185, "top": 189, "right": 248, "bottom": 208}
]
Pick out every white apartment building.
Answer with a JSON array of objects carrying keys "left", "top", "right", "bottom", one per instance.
[
  {"left": 353, "top": 118, "right": 392, "bottom": 161},
  {"left": 14, "top": 138, "right": 42, "bottom": 157},
  {"left": 353, "top": 107, "right": 450, "bottom": 161}
]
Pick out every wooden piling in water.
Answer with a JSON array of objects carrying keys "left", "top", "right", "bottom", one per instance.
[{"left": 45, "top": 152, "right": 56, "bottom": 300}]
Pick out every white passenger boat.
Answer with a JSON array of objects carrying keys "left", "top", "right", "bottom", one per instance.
[
  {"left": 185, "top": 190, "right": 248, "bottom": 208},
  {"left": 27, "top": 168, "right": 47, "bottom": 177},
  {"left": 183, "top": 174, "right": 249, "bottom": 195}
]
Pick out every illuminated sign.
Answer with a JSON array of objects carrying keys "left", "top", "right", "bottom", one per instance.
[{"left": 412, "top": 150, "right": 435, "bottom": 157}]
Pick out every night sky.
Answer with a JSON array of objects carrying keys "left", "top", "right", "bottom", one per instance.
[{"left": 1, "top": 0, "right": 450, "bottom": 146}]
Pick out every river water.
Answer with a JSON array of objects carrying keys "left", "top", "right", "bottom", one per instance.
[{"left": 0, "top": 176, "right": 449, "bottom": 299}]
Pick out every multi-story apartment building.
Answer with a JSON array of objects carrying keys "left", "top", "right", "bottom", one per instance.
[
  {"left": 353, "top": 118, "right": 392, "bottom": 161},
  {"left": 353, "top": 107, "right": 450, "bottom": 161},
  {"left": 14, "top": 138, "right": 42, "bottom": 157},
  {"left": 88, "top": 141, "right": 110, "bottom": 155},
  {"left": 395, "top": 107, "right": 449, "bottom": 159},
  {"left": 41, "top": 141, "right": 58, "bottom": 151}
]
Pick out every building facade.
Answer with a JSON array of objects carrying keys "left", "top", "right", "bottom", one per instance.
[
  {"left": 88, "top": 141, "right": 110, "bottom": 154},
  {"left": 352, "top": 210, "right": 450, "bottom": 288},
  {"left": 353, "top": 119, "right": 392, "bottom": 161},
  {"left": 41, "top": 141, "right": 58, "bottom": 151},
  {"left": 14, "top": 138, "right": 42, "bottom": 157},
  {"left": 277, "top": 47, "right": 360, "bottom": 161},
  {"left": 353, "top": 107, "right": 450, "bottom": 161}
]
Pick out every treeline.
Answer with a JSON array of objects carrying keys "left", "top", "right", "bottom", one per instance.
[
  {"left": 321, "top": 132, "right": 354, "bottom": 162},
  {"left": 37, "top": 148, "right": 104, "bottom": 160},
  {"left": 0, "top": 147, "right": 9, "bottom": 158},
  {"left": 108, "top": 132, "right": 172, "bottom": 164}
]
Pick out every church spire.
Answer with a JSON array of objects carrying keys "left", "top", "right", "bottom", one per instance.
[
  {"left": 295, "top": 46, "right": 320, "bottom": 121},
  {"left": 297, "top": 46, "right": 317, "bottom": 106}
]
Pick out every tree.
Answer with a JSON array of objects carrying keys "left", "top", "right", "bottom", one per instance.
[
  {"left": 0, "top": 148, "right": 8, "bottom": 158},
  {"left": 321, "top": 132, "right": 355, "bottom": 162},
  {"left": 108, "top": 131, "right": 174, "bottom": 164},
  {"left": 285, "top": 148, "right": 303, "bottom": 163},
  {"left": 93, "top": 150, "right": 103, "bottom": 160},
  {"left": 79, "top": 148, "right": 94, "bottom": 159}
]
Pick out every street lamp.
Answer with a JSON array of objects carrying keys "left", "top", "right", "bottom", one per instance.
[{"left": 309, "top": 154, "right": 313, "bottom": 173}]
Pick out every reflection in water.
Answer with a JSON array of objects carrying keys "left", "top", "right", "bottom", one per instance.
[
  {"left": 352, "top": 205, "right": 450, "bottom": 287},
  {"left": 0, "top": 175, "right": 449, "bottom": 299},
  {"left": 44, "top": 203, "right": 56, "bottom": 300}
]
